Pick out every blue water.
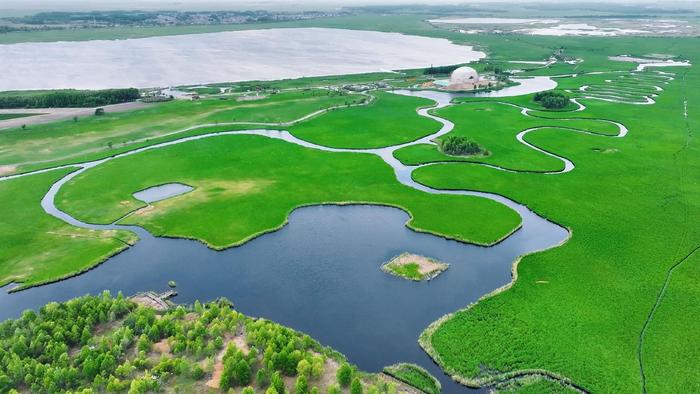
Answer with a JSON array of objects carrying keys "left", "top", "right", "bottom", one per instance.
[{"left": 0, "top": 204, "right": 567, "bottom": 393}]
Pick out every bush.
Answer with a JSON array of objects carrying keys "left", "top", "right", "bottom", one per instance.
[
  {"left": 350, "top": 378, "right": 363, "bottom": 394},
  {"left": 440, "top": 135, "right": 485, "bottom": 156},
  {"left": 533, "top": 90, "right": 569, "bottom": 109},
  {"left": 336, "top": 363, "right": 352, "bottom": 387}
]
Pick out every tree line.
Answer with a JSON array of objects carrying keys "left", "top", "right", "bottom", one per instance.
[
  {"left": 423, "top": 65, "right": 462, "bottom": 75},
  {"left": 0, "top": 292, "right": 398, "bottom": 394},
  {"left": 0, "top": 88, "right": 140, "bottom": 109}
]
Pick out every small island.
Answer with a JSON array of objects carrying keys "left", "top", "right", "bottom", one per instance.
[
  {"left": 381, "top": 253, "right": 449, "bottom": 281},
  {"left": 383, "top": 363, "right": 441, "bottom": 394},
  {"left": 439, "top": 135, "right": 489, "bottom": 157}
]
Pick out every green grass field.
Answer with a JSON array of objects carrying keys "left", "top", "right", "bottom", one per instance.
[
  {"left": 54, "top": 134, "right": 520, "bottom": 249},
  {"left": 288, "top": 91, "right": 440, "bottom": 148},
  {"left": 387, "top": 263, "right": 423, "bottom": 281},
  {"left": 0, "top": 169, "right": 137, "bottom": 290},
  {"left": 0, "top": 89, "right": 352, "bottom": 174},
  {"left": 415, "top": 59, "right": 699, "bottom": 392},
  {"left": 394, "top": 100, "right": 620, "bottom": 172}
]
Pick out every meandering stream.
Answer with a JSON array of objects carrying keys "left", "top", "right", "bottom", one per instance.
[{"left": 0, "top": 76, "right": 635, "bottom": 392}]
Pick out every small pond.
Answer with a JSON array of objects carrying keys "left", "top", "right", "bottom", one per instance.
[{"left": 133, "top": 183, "right": 194, "bottom": 203}]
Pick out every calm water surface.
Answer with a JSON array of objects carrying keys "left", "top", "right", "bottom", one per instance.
[
  {"left": 0, "top": 205, "right": 567, "bottom": 393},
  {"left": 0, "top": 28, "right": 485, "bottom": 90}
]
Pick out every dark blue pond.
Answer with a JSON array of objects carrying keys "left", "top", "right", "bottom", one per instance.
[{"left": 0, "top": 204, "right": 567, "bottom": 393}]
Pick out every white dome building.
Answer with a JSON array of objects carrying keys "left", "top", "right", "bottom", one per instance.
[{"left": 449, "top": 66, "right": 479, "bottom": 85}]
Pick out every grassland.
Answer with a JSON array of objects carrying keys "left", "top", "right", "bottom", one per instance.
[
  {"left": 382, "top": 363, "right": 441, "bottom": 394},
  {"left": 0, "top": 169, "right": 137, "bottom": 290},
  {"left": 0, "top": 89, "right": 353, "bottom": 174},
  {"left": 393, "top": 100, "right": 620, "bottom": 172},
  {"left": 288, "top": 91, "right": 440, "bottom": 149},
  {"left": 415, "top": 61, "right": 699, "bottom": 392},
  {"left": 55, "top": 134, "right": 520, "bottom": 249},
  {"left": 1, "top": 13, "right": 699, "bottom": 393}
]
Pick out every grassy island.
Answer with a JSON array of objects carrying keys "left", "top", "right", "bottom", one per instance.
[
  {"left": 381, "top": 253, "right": 449, "bottom": 281},
  {"left": 383, "top": 363, "right": 441, "bottom": 394}
]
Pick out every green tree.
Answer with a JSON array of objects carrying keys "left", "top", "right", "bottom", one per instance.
[
  {"left": 256, "top": 368, "right": 270, "bottom": 388},
  {"left": 336, "top": 363, "right": 352, "bottom": 387},
  {"left": 296, "top": 359, "right": 311, "bottom": 378},
  {"left": 350, "top": 378, "right": 363, "bottom": 394},
  {"left": 191, "top": 365, "right": 205, "bottom": 380},
  {"left": 272, "top": 371, "right": 285, "bottom": 394},
  {"left": 327, "top": 384, "right": 341, "bottom": 394},
  {"left": 295, "top": 375, "right": 308, "bottom": 394},
  {"left": 235, "top": 359, "right": 252, "bottom": 386}
]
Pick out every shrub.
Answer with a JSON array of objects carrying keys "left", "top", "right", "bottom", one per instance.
[
  {"left": 440, "top": 135, "right": 485, "bottom": 156},
  {"left": 350, "top": 378, "right": 363, "bottom": 394},
  {"left": 336, "top": 363, "right": 352, "bottom": 387},
  {"left": 533, "top": 90, "right": 569, "bottom": 109}
]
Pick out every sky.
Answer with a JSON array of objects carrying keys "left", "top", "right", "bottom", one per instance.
[{"left": 0, "top": 0, "right": 696, "bottom": 14}]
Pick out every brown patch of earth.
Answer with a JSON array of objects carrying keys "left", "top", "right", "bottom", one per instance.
[
  {"left": 205, "top": 333, "right": 249, "bottom": 389},
  {"left": 0, "top": 165, "right": 16, "bottom": 176},
  {"left": 133, "top": 179, "right": 274, "bottom": 219},
  {"left": 152, "top": 338, "right": 171, "bottom": 355}
]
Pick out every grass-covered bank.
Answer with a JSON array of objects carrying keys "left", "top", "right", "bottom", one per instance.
[
  {"left": 0, "top": 169, "right": 137, "bottom": 290},
  {"left": 0, "top": 89, "right": 353, "bottom": 175},
  {"left": 382, "top": 363, "right": 441, "bottom": 394},
  {"left": 55, "top": 134, "right": 521, "bottom": 249},
  {"left": 414, "top": 59, "right": 700, "bottom": 392}
]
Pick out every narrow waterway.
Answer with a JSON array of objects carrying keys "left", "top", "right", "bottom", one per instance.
[{"left": 0, "top": 77, "right": 609, "bottom": 392}]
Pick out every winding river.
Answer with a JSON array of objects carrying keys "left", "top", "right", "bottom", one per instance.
[{"left": 0, "top": 76, "right": 634, "bottom": 392}]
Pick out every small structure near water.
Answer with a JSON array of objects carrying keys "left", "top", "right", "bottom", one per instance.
[
  {"left": 422, "top": 65, "right": 498, "bottom": 91},
  {"left": 381, "top": 253, "right": 449, "bottom": 281},
  {"left": 130, "top": 291, "right": 177, "bottom": 311}
]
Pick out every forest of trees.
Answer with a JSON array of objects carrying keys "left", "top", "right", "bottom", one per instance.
[
  {"left": 0, "top": 89, "right": 140, "bottom": 109},
  {"left": 533, "top": 90, "right": 570, "bottom": 109},
  {"left": 440, "top": 135, "right": 487, "bottom": 156},
  {"left": 0, "top": 293, "right": 399, "bottom": 394}
]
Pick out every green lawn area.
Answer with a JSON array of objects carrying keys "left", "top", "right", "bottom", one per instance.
[
  {"left": 288, "top": 91, "right": 441, "bottom": 149},
  {"left": 0, "top": 169, "right": 137, "bottom": 290},
  {"left": 415, "top": 58, "right": 699, "bottom": 392},
  {"left": 0, "top": 89, "right": 351, "bottom": 174},
  {"left": 55, "top": 135, "right": 520, "bottom": 249},
  {"left": 394, "top": 100, "right": 619, "bottom": 172}
]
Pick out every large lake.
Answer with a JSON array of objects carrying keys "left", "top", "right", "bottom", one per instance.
[{"left": 0, "top": 28, "right": 485, "bottom": 90}]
